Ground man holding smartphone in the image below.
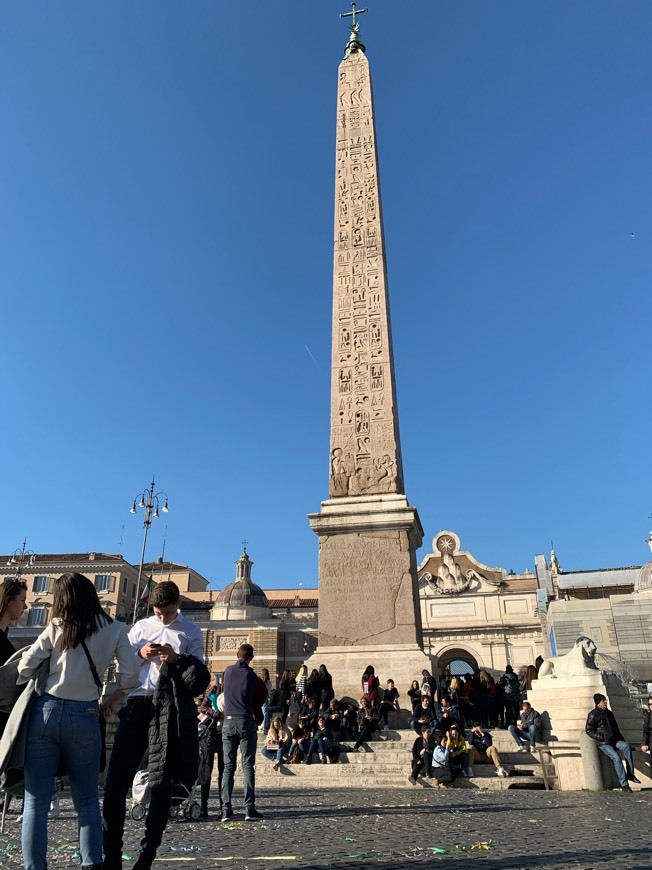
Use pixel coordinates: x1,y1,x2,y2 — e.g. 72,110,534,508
102,581,208,870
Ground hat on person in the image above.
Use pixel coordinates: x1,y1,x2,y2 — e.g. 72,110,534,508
593,693,606,705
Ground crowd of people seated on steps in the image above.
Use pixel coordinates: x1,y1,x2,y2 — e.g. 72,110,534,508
259,661,547,777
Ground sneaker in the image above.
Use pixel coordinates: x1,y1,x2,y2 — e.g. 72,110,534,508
383,725,389,731
408,775,417,786
497,767,508,777
245,808,264,821
517,747,528,753
272,761,281,771
49,797,61,818
460,769,469,778
220,808,233,823
199,805,209,818
621,785,633,793
627,772,641,784
466,767,474,778
133,860,152,870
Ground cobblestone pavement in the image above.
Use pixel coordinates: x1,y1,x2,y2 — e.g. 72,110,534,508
0,786,649,869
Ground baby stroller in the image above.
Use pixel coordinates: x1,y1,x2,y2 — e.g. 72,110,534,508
129,768,202,822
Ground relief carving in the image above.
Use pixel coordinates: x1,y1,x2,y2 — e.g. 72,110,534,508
218,635,248,651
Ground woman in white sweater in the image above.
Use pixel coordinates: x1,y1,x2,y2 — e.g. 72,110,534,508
18,572,140,870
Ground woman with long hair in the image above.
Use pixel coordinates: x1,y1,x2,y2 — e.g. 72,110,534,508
361,665,379,707
279,669,292,723
305,668,322,704
295,664,308,701
0,578,27,668
17,572,140,870
318,664,334,711
260,668,273,732
521,665,538,700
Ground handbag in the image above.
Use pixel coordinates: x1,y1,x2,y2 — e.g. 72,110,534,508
80,640,107,773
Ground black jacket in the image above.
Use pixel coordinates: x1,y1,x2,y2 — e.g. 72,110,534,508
148,653,210,791
411,734,435,762
585,706,624,747
642,709,652,745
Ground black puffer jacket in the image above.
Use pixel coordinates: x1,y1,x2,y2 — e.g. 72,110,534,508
585,706,623,747
148,653,210,790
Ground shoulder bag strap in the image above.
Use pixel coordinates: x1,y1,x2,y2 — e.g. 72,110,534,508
80,640,103,696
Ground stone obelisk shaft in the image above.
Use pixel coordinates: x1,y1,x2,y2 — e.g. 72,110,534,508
308,40,431,697
329,50,404,501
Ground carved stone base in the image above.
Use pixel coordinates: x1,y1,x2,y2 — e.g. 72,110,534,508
308,495,431,697
304,644,435,705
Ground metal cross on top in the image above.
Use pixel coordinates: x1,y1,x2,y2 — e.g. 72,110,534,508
340,2,368,29
241,538,248,553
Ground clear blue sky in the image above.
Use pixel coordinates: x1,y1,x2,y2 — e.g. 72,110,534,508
2,1,651,590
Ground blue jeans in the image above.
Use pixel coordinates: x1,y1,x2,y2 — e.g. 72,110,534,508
261,700,270,732
221,716,257,811
261,744,287,763
599,741,634,788
508,724,537,749
23,694,101,870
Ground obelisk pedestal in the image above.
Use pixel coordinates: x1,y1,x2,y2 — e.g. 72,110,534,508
307,21,433,700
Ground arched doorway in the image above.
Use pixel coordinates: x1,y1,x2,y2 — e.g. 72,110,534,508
438,648,479,678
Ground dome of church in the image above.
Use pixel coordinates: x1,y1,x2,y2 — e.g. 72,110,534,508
636,561,652,592
216,578,269,609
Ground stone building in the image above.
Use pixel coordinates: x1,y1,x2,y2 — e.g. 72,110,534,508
417,531,544,676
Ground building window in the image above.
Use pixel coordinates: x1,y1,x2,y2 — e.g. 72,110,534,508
95,574,112,593
27,608,47,627
288,636,298,653
33,575,49,594
132,583,136,599
122,577,128,595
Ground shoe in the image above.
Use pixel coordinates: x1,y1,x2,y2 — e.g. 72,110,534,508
621,785,633,793
220,808,233,823
199,805,208,818
497,767,508,777
102,862,122,870
321,754,328,765
408,775,416,786
133,860,152,870
304,755,312,765
383,725,389,731
245,807,264,821
352,747,360,753
49,797,61,818
466,767,474,777
517,747,528,753
627,772,641,784
460,770,469,778
272,761,280,771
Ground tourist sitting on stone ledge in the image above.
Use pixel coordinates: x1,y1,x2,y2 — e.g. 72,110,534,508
408,724,436,785
288,721,310,762
304,715,338,764
430,735,454,787
261,717,292,770
324,698,345,737
353,697,380,751
586,693,639,792
466,722,507,778
298,697,320,736
445,725,471,777
411,695,437,735
439,695,463,729
508,701,542,752
341,701,359,737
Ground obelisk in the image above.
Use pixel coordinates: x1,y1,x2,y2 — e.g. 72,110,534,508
308,6,433,699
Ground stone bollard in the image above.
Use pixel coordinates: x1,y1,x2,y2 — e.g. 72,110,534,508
579,730,604,790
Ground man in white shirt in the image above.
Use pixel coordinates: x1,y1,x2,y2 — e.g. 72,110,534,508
102,582,207,870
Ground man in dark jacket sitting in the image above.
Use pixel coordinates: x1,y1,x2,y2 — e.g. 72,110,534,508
408,724,436,785
586,693,639,792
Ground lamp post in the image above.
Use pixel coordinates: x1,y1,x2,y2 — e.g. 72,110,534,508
6,538,36,579
129,478,169,624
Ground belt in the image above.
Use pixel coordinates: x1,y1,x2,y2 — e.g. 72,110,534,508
225,715,252,720
129,696,154,704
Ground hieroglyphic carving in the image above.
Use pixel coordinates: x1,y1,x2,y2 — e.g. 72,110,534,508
329,50,404,499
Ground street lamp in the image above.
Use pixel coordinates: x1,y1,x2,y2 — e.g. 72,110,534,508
129,478,169,623
6,538,36,579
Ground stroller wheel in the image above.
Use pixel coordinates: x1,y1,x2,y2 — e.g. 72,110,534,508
130,803,146,821
188,802,201,821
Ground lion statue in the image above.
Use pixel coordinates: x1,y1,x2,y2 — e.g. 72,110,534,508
537,636,599,679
